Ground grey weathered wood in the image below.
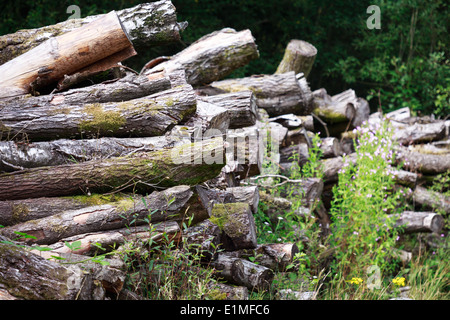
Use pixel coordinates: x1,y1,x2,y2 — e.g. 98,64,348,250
209,72,313,117
412,186,450,215
198,91,258,129
182,100,230,135
395,211,444,234
395,145,450,174
312,88,356,125
183,219,222,262
225,186,260,214
275,40,317,78
0,0,184,66
0,84,197,142
206,282,248,300
0,186,193,245
320,137,342,158
0,136,184,172
142,28,259,86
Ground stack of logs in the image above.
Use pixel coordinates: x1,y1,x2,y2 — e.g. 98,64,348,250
0,0,448,300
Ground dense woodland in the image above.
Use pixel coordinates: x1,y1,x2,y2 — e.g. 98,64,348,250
0,0,448,301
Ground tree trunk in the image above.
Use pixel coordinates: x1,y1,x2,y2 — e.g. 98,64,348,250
275,39,317,78
228,243,300,271
0,0,184,66
0,185,194,245
210,203,257,251
0,193,134,226
209,72,313,117
210,252,274,291
0,71,173,110
198,91,259,129
395,211,444,234
0,240,104,300
142,28,259,86
44,221,181,256
0,12,137,98
395,145,450,174
412,186,450,215
0,135,186,172
0,84,197,142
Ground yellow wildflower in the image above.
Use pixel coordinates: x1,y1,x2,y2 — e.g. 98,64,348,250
348,277,364,285
392,277,406,287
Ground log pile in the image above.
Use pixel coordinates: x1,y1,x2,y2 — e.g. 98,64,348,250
0,1,448,301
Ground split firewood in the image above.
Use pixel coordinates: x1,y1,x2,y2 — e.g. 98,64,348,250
43,221,181,256
0,193,133,226
0,238,117,300
210,202,257,251
0,11,137,98
227,243,300,271
142,28,259,86
279,143,309,165
0,0,184,66
195,186,236,217
209,72,313,117
312,88,356,125
0,185,194,245
394,211,444,234
275,40,317,78
183,219,222,262
210,252,274,291
395,145,450,174
411,186,450,215
225,186,260,214
282,127,314,147
198,91,259,129
182,100,230,135
0,84,197,142
319,137,342,158
205,282,249,300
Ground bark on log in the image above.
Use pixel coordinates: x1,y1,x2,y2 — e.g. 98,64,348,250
269,114,314,131
142,28,259,86
282,127,313,147
395,145,450,174
211,253,274,291
0,71,173,110
195,186,236,217
44,221,181,256
225,186,260,214
279,177,324,207
182,101,230,135
0,193,133,226
209,72,314,117
0,84,197,142
210,202,257,251
395,211,444,234
198,91,258,129
0,11,137,98
312,89,356,125
280,143,309,165
0,0,184,66
228,243,300,271
0,135,187,172
205,282,248,300
0,185,193,245
275,40,317,78
183,219,222,262
412,186,450,215
319,137,342,158
0,240,102,299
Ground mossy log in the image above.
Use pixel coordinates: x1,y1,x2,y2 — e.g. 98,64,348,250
0,135,187,172
43,221,181,256
225,186,260,214
210,252,274,291
0,193,134,226
0,186,193,245
275,39,317,78
0,0,184,66
412,186,450,215
208,71,313,117
198,91,259,129
0,12,137,98
395,145,450,174
183,219,222,262
394,211,444,234
195,186,236,217
210,202,257,251
0,84,197,142
312,89,355,125
142,28,259,86
0,239,116,300
205,282,249,300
